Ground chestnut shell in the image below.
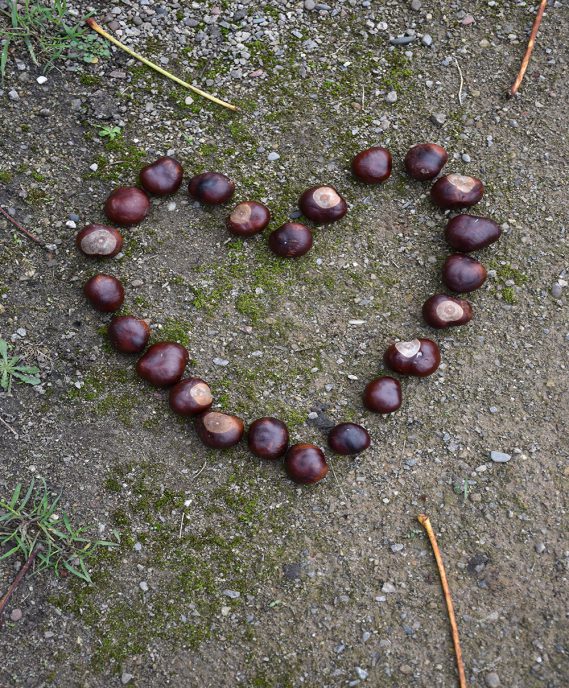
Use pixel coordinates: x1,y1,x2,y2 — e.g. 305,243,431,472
285,443,329,484
422,294,473,329
351,147,392,184
442,254,487,293
139,156,184,196
169,377,213,416
404,143,448,181
444,214,502,252
75,224,123,258
104,187,150,226
226,201,271,237
328,423,370,455
83,274,125,312
431,174,484,209
136,342,189,387
188,172,235,205
108,315,150,353
298,185,347,224
383,338,441,377
195,411,244,448
268,222,313,258
363,376,402,414
248,417,289,459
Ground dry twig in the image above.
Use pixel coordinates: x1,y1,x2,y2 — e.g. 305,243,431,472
0,545,42,628
418,513,467,688
454,57,464,106
0,205,45,248
509,0,548,97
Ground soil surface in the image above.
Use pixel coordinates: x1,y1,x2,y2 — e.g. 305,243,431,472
1,1,568,687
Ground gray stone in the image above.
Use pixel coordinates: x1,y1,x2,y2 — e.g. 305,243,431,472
304,0,316,7
411,0,422,10
422,34,433,46
534,542,546,554
551,283,562,298
121,673,134,685
391,543,404,553
382,581,396,593
430,112,446,127
267,151,280,161
282,562,302,580
8,90,19,101
355,667,368,680
386,91,398,103
485,672,500,688
223,589,240,599
490,451,511,463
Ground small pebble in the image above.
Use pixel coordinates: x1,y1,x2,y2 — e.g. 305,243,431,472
355,667,368,680
8,90,19,101
489,451,511,463
421,34,433,47
382,582,396,593
430,112,446,127
223,589,240,599
184,96,194,105
411,0,422,10
400,664,413,675
485,672,500,688
89,163,99,172
36,76,48,85
121,673,134,685
391,543,404,553
386,91,398,103
267,152,280,161
10,608,23,621
304,0,316,9
551,283,562,298
479,38,490,48
139,581,149,592
213,357,229,366
534,542,546,554
462,153,471,163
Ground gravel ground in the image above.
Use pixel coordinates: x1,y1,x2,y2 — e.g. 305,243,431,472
0,1,568,686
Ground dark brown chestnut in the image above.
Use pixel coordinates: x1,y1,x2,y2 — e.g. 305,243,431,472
226,201,271,237
139,156,184,196
136,342,189,387
442,254,487,293
431,174,484,209
404,143,448,180
285,443,329,484
422,294,473,329
108,315,150,353
384,338,441,377
268,222,313,258
444,214,502,253
169,377,213,416
248,417,289,459
188,172,235,205
328,423,370,455
363,376,402,414
75,224,123,258
195,411,244,448
83,274,125,312
298,185,347,224
104,187,150,226
351,147,392,184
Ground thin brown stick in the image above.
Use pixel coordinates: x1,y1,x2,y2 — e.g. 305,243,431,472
0,205,45,247
0,545,42,628
509,0,548,97
418,514,467,688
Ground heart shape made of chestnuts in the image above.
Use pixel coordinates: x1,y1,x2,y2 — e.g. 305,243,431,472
76,142,501,485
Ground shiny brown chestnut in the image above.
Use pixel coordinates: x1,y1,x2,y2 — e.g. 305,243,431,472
363,376,402,414
188,172,235,205
404,143,448,180
298,185,347,224
444,214,501,253
328,423,370,456
75,224,123,258
139,156,184,196
431,174,484,209
422,294,473,329
442,254,487,293
248,417,289,459
136,342,189,387
285,443,329,484
268,222,313,258
104,186,150,226
351,147,392,184
83,274,124,312
384,338,441,377
108,315,150,353
195,411,244,448
169,377,213,416
226,201,271,237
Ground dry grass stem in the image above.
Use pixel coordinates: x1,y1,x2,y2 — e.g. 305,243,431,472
509,0,548,97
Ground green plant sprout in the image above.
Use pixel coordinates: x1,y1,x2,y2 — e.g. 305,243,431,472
0,338,40,393
97,124,122,140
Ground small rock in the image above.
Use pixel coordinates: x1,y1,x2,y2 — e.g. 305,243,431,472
121,673,134,685
479,38,490,48
462,153,471,163
485,672,500,688
411,0,422,10
386,90,398,103
489,451,511,463
400,664,413,675
139,581,149,592
282,562,302,580
304,0,316,9
10,608,23,621
267,151,280,161
185,96,194,105
462,15,475,26
167,202,177,212
65,220,77,229
551,283,562,298
131,279,143,288
382,582,396,593
8,90,19,101
213,357,229,366
36,76,48,85
421,34,433,47
89,163,99,172
430,112,446,127
355,667,368,680
390,543,404,553
223,589,240,599
534,542,546,554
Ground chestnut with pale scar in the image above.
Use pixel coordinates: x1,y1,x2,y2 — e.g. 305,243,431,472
299,185,348,224
422,294,473,328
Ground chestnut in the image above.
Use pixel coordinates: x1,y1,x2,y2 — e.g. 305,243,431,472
195,411,244,448
351,147,392,184
248,417,289,459
108,315,150,353
328,423,370,456
404,143,448,180
268,222,313,258
444,214,501,253
104,186,150,226
284,443,329,484
139,156,184,196
136,342,188,387
431,174,484,209
442,254,487,293
75,224,123,258
384,338,441,377
422,294,473,329
363,376,402,414
226,201,271,237
83,274,124,312
188,172,235,205
298,185,347,224
169,377,213,417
